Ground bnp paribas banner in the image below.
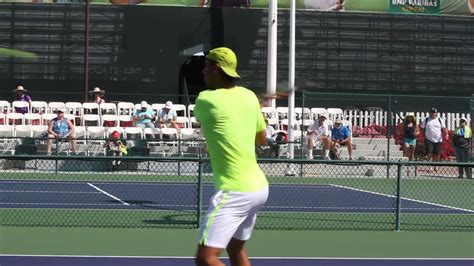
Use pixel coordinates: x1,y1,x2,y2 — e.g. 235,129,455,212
2,0,472,15
97,0,473,15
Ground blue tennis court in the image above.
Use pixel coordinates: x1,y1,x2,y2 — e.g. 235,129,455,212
0,180,470,215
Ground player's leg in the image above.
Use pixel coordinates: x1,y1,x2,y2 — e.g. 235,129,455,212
320,136,331,159
227,238,250,266
196,191,246,266
230,188,268,265
67,133,77,153
195,245,225,266
47,134,55,154
307,135,314,159
432,142,441,172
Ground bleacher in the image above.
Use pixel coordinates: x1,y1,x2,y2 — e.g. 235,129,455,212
0,100,203,157
0,100,470,160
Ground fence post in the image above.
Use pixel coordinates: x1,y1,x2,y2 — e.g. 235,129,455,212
395,161,402,231
386,95,392,179
196,158,203,228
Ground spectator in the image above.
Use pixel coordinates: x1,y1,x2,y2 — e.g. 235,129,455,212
401,112,419,161
157,101,180,131
89,87,105,104
13,85,32,114
421,108,448,172
452,118,472,179
306,114,331,160
107,130,128,166
330,118,352,160
47,108,76,155
264,118,279,157
134,101,155,129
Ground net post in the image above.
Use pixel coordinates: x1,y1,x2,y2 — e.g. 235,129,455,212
395,161,402,231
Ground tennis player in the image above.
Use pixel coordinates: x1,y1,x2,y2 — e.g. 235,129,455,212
194,47,269,266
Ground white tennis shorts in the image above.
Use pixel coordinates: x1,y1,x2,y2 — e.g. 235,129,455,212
198,187,269,249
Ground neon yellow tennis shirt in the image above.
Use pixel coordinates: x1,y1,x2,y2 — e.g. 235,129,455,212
194,86,268,192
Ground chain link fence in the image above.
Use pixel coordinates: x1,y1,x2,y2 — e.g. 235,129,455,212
0,155,472,231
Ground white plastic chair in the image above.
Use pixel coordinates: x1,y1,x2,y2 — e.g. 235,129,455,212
176,116,189,128
327,108,344,121
41,113,57,126
6,113,24,125
124,127,143,140
159,127,179,156
74,126,88,154
119,115,134,127
83,114,101,127
276,107,289,120
31,125,48,138
117,102,135,116
100,103,117,115
280,118,298,131
24,113,42,125
173,104,187,117
187,104,195,118
0,125,15,154
189,117,200,129
261,107,278,120
48,102,66,113
82,102,100,115
0,101,10,114
151,103,165,115
12,101,30,113
295,107,311,120
311,108,328,120
30,101,48,114
101,114,119,128
14,125,32,138
65,102,83,126
0,113,5,125
86,126,106,155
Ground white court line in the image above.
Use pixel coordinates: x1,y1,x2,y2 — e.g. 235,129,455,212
87,183,129,206
330,184,474,213
0,254,471,260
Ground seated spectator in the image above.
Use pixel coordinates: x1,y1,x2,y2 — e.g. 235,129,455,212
134,101,155,129
306,114,331,160
13,85,32,114
90,87,105,104
47,108,76,155
157,101,180,131
107,130,128,166
330,118,352,160
265,118,279,157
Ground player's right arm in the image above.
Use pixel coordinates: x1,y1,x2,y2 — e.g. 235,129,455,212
256,130,267,146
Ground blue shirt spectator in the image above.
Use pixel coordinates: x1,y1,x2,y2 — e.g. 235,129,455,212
134,101,155,129
331,124,351,141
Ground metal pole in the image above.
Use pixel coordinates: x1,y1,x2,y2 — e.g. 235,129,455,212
387,95,392,179
83,0,90,102
196,158,203,228
288,0,295,159
284,0,296,176
395,162,402,231
266,0,277,108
